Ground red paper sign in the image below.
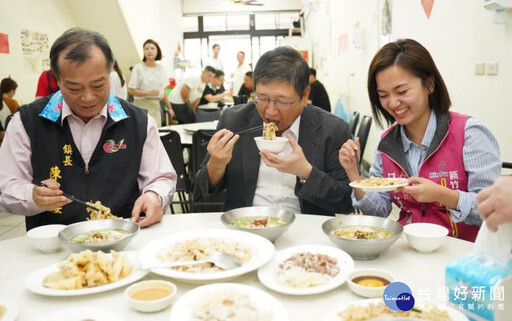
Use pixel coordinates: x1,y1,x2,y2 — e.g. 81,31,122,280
0,33,9,54
421,0,435,19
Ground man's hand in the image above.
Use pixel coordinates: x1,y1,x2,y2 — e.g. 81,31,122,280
477,176,512,231
131,191,163,228
147,89,159,97
32,179,71,211
260,135,312,180
207,129,239,169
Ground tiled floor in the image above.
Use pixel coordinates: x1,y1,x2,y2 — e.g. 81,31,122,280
0,211,26,241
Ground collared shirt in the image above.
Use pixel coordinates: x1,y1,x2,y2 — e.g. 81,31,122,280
253,116,302,213
0,97,176,215
352,110,501,225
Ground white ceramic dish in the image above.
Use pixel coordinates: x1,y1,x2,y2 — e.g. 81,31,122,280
182,122,217,133
258,244,355,296
26,224,66,253
138,229,274,284
125,280,177,313
254,136,288,153
35,306,124,321
404,223,449,253
323,298,469,321
349,178,408,192
0,297,19,321
347,268,394,298
25,251,148,296
169,283,289,321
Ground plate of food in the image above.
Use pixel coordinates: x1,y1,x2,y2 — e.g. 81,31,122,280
25,250,148,296
258,244,355,295
324,299,469,321
0,297,19,321
169,282,289,321
138,229,275,284
35,306,124,321
349,177,409,192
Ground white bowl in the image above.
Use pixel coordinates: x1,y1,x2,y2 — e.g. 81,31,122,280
124,280,177,313
26,224,66,253
254,136,288,153
347,268,394,298
403,223,448,253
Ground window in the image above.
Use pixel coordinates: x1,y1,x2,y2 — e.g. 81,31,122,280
182,16,199,32
226,14,250,30
203,15,226,32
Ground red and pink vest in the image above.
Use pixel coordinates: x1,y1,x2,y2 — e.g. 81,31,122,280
378,112,480,242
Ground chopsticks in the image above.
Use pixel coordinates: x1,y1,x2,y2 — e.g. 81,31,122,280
32,180,101,211
354,150,361,176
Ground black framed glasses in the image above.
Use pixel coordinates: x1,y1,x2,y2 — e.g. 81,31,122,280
254,95,298,111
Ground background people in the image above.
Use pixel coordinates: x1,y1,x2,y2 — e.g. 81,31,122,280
0,77,19,129
237,71,254,104
110,59,127,100
199,69,230,107
35,70,60,100
204,43,223,71
308,68,331,113
231,51,251,98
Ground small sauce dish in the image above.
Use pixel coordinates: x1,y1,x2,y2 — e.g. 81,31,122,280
347,268,394,298
124,280,177,312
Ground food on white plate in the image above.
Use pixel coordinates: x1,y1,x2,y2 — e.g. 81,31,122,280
337,301,453,321
331,226,394,240
229,216,287,229
263,122,278,140
69,228,131,244
0,304,5,318
157,238,251,273
86,201,120,220
353,176,407,187
43,249,133,290
277,252,339,288
193,289,273,321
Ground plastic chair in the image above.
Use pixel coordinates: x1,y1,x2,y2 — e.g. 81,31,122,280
355,115,372,163
160,130,191,214
348,111,360,138
195,109,221,122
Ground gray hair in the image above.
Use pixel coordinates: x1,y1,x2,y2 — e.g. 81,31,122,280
50,28,114,81
253,46,309,98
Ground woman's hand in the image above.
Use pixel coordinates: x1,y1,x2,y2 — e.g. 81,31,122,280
399,177,459,209
338,138,362,181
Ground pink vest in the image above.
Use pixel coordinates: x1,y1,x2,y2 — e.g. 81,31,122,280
379,112,479,242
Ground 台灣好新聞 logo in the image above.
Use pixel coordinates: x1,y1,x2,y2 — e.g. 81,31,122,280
383,282,415,311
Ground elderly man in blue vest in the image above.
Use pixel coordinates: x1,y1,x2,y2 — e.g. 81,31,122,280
0,28,176,230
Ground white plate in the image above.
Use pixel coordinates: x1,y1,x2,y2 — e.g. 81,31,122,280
139,229,274,284
182,122,217,133
349,178,408,192
258,244,355,296
25,251,148,296
36,306,124,321
169,283,289,321
0,297,19,321
324,298,469,321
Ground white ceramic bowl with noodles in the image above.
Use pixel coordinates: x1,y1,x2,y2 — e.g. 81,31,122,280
254,137,288,153
58,219,139,252
27,224,67,253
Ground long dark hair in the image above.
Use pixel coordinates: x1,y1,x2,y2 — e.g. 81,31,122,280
112,60,125,87
367,38,451,128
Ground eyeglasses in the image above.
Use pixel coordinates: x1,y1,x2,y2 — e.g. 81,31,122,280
254,95,297,111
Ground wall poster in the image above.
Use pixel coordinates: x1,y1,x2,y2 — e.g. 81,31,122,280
20,29,50,73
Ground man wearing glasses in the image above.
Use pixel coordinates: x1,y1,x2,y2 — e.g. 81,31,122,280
194,46,353,215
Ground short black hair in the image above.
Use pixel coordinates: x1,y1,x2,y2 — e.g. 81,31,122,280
253,46,309,98
309,68,317,77
212,43,220,50
0,77,17,95
142,39,163,61
245,71,253,78
214,69,225,78
204,65,217,74
50,28,114,82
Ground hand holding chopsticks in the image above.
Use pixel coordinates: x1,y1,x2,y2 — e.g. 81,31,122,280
32,179,100,211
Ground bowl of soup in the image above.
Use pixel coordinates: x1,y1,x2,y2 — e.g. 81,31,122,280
125,280,177,312
221,206,295,242
347,268,394,298
322,215,403,260
58,219,139,252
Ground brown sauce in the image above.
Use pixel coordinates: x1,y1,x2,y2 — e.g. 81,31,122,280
352,275,390,287
130,287,173,301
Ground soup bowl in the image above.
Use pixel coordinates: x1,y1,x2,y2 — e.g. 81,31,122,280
254,137,288,153
322,215,403,260
125,280,177,312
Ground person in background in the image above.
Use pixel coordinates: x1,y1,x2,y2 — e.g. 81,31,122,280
195,46,353,215
35,70,59,100
204,44,223,71
199,69,231,107
237,71,254,103
110,59,127,100
128,39,174,127
231,51,251,98
339,39,501,242
308,68,331,113
169,66,216,124
477,176,512,231
1,77,19,129
0,28,177,230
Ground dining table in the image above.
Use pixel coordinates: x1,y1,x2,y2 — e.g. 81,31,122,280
0,212,474,321
159,121,218,146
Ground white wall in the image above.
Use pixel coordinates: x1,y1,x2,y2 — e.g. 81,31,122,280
183,0,302,15
0,0,75,104
305,0,512,162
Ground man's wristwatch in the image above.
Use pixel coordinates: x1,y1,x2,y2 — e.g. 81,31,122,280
145,190,163,207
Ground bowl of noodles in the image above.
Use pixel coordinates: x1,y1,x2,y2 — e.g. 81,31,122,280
322,215,403,260
58,219,139,252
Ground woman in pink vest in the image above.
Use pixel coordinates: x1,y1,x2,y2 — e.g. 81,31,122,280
339,39,501,242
